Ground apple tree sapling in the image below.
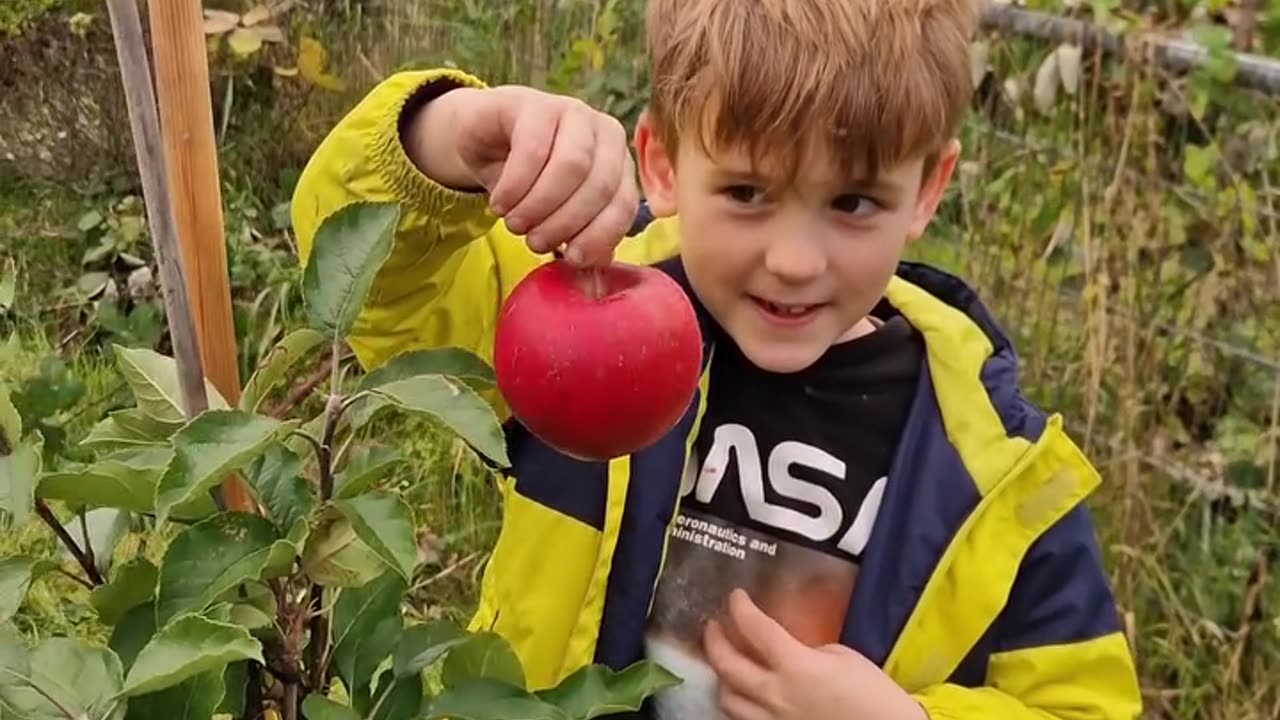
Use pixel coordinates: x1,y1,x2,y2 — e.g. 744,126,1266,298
0,201,679,720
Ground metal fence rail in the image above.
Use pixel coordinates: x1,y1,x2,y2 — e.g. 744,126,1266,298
979,2,1280,95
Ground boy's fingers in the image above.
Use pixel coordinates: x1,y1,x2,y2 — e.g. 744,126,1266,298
550,127,634,265
561,154,636,267
488,101,560,218
726,588,799,668
704,618,771,701
717,683,772,720
504,106,596,245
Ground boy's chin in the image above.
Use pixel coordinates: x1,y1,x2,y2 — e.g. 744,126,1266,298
730,333,830,374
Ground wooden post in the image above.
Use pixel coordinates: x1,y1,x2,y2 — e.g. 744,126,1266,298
147,0,255,511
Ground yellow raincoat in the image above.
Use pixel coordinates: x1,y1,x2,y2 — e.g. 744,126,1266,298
292,68,1143,720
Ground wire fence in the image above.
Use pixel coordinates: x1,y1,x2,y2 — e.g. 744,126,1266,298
921,24,1280,700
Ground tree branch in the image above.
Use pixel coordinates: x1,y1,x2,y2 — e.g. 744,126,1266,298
266,347,354,419
34,500,105,586
77,512,97,578
307,585,328,693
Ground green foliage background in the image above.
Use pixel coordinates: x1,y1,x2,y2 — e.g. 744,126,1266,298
1,1,1278,718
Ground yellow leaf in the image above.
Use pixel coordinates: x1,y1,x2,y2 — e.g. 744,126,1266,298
229,27,264,58
297,37,347,92
68,12,94,37
297,36,328,75
273,66,299,77
241,4,272,26
202,9,239,35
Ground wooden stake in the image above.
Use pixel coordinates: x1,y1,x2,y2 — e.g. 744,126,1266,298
103,1,210,424
136,0,255,511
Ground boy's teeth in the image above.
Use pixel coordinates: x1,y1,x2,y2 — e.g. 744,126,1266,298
766,301,810,315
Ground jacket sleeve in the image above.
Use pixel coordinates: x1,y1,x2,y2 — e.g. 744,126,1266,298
911,505,1143,720
291,68,684,399
291,67,525,378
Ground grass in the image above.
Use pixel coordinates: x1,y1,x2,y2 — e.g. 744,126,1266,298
2,1,1279,717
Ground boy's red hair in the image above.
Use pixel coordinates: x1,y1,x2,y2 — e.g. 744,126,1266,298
644,0,978,182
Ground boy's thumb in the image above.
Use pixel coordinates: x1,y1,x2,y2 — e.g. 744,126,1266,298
727,588,799,665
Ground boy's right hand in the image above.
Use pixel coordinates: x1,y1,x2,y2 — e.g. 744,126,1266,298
406,85,640,267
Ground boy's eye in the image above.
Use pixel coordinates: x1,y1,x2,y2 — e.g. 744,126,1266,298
724,185,766,204
832,193,877,215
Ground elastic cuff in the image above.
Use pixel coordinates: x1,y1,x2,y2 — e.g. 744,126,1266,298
367,68,494,226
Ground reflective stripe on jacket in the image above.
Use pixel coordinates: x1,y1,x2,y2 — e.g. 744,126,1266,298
291,68,1144,720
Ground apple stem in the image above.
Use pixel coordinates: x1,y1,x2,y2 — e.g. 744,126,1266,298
580,266,605,301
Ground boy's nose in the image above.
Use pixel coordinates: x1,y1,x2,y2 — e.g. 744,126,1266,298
763,234,827,283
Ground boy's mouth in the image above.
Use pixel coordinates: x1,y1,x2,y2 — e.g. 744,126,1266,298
749,296,824,321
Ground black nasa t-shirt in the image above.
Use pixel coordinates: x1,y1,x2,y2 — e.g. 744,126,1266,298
642,301,923,720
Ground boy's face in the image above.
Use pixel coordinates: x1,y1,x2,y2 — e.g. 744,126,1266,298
636,114,959,374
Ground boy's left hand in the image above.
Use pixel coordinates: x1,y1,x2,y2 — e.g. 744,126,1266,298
704,589,928,720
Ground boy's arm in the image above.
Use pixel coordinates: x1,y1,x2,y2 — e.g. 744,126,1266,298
291,69,675,385
910,506,1143,720
291,68,525,376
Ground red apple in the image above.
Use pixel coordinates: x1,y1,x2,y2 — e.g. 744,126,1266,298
493,259,704,462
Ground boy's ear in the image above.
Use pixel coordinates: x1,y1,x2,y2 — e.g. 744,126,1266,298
634,110,678,217
907,138,961,240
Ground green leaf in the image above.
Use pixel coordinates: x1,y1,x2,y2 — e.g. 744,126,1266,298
110,602,158,673
77,209,104,232
112,408,185,442
42,445,172,515
246,444,314,533
156,512,281,625
216,581,278,634
0,383,21,450
38,466,153,514
535,661,681,719
0,257,16,312
358,348,495,393
81,414,162,452
301,511,392,587
7,637,127,720
302,694,361,720
334,445,405,499
60,508,130,575
0,557,55,623
303,201,402,338
335,491,418,582
124,669,224,720
393,621,468,679
370,669,423,720
441,632,525,690
0,636,54,720
0,433,42,526
240,328,326,412
112,345,229,425
216,662,248,716
92,557,158,625
425,679,569,720
1183,143,1218,189
369,376,508,466
120,613,264,697
331,572,408,695
154,410,284,524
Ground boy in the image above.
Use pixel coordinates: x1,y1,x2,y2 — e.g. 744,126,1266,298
291,0,1144,718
